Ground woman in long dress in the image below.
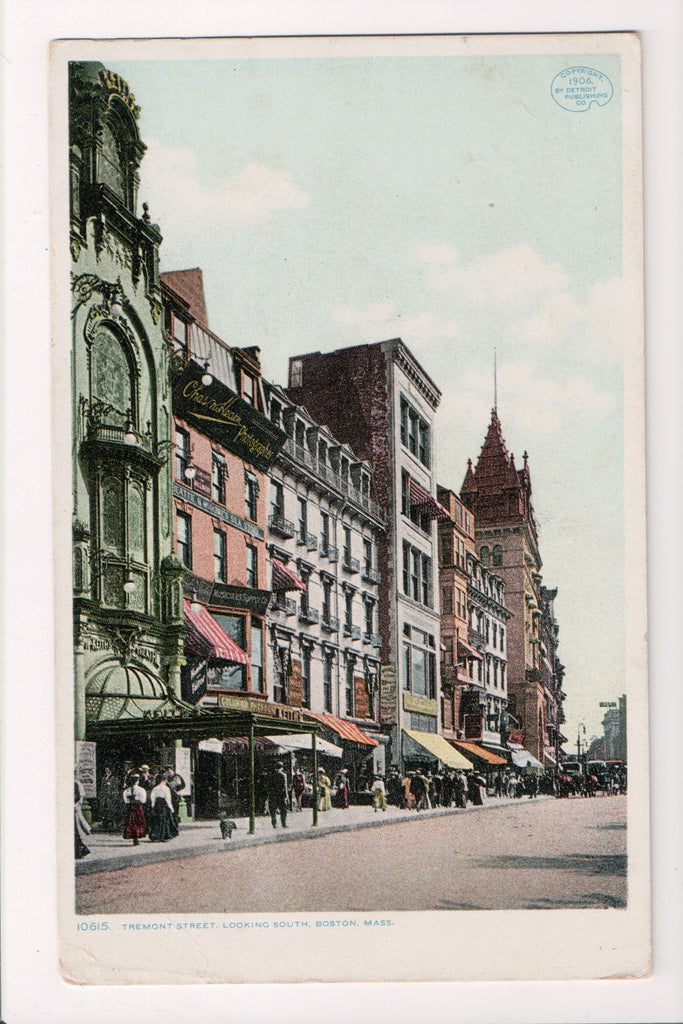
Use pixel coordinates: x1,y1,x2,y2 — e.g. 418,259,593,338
122,773,148,846
317,769,332,812
148,774,179,842
334,770,350,809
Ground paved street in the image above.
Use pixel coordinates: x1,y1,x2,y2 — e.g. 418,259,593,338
76,795,626,914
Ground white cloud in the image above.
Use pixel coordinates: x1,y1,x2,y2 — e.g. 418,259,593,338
414,242,570,309
140,139,309,225
447,362,616,437
516,277,625,364
335,300,459,349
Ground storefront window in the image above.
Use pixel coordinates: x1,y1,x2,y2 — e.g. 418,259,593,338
211,614,247,690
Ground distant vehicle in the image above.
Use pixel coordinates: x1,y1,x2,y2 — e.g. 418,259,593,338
562,761,583,778
587,760,609,786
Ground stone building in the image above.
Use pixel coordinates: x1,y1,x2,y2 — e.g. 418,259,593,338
287,340,456,772
264,381,385,782
460,408,565,765
70,63,187,788
436,486,479,740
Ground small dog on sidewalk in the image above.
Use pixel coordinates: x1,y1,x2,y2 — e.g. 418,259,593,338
219,813,238,839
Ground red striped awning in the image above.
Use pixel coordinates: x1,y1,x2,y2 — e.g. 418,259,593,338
304,712,378,747
272,558,306,592
451,740,508,766
458,637,483,661
409,478,451,520
184,599,250,665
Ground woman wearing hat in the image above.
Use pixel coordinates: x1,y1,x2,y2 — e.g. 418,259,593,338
122,773,148,846
317,768,332,812
148,773,179,843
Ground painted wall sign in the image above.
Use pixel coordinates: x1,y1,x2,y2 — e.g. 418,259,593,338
173,360,287,471
217,693,304,722
174,482,264,540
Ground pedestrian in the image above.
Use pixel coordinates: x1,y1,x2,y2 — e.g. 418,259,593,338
317,768,332,812
441,770,453,808
411,769,429,811
148,773,179,842
453,771,467,809
402,771,416,810
164,766,184,825
291,766,306,811
387,769,403,807
469,773,485,806
97,765,121,832
74,774,90,860
137,764,154,829
334,770,350,809
122,773,148,846
371,775,387,812
267,762,289,828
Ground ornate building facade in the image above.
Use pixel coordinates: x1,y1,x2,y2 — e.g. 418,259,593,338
70,63,186,771
460,409,565,765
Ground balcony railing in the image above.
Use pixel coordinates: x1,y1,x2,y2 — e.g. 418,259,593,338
363,631,382,647
271,595,296,615
296,531,317,551
321,614,339,633
268,514,296,539
324,545,339,562
468,628,486,649
281,437,384,521
342,555,360,574
298,606,320,625
361,566,381,584
344,623,361,640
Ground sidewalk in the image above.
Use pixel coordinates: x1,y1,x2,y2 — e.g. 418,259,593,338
76,794,553,875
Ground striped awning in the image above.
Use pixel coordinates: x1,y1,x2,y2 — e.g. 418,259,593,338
409,478,451,520
458,637,483,661
305,712,379,747
272,558,306,592
451,740,508,766
184,599,250,665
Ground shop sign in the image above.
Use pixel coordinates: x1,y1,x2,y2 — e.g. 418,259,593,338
173,360,287,472
75,740,97,798
210,583,272,615
403,693,438,717
380,664,397,725
174,482,264,540
508,730,526,745
217,693,303,722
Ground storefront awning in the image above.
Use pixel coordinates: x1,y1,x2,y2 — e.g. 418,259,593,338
266,733,343,758
272,558,306,592
457,637,483,661
403,729,473,769
507,743,544,770
184,599,250,665
544,751,557,767
409,478,451,521
451,741,508,766
305,712,379,747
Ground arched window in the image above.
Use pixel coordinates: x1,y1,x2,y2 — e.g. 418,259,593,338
492,544,503,566
480,546,490,566
91,325,135,427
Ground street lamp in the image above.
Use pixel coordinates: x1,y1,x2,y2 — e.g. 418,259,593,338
576,722,587,761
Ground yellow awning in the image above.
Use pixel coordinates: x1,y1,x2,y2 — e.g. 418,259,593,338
403,729,473,770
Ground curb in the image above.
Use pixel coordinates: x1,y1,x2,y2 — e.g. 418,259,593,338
75,797,553,876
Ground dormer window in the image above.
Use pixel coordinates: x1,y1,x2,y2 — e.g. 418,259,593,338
241,370,256,407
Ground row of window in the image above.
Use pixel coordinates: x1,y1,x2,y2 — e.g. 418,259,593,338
270,403,372,495
472,655,506,690
272,643,378,718
480,544,503,567
441,585,467,620
438,531,469,569
176,512,259,587
402,541,434,608
471,611,506,651
272,481,378,569
176,428,259,521
400,395,431,468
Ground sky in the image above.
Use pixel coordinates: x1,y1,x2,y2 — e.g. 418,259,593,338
109,49,626,749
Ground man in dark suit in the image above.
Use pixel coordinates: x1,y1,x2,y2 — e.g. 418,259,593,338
267,762,289,828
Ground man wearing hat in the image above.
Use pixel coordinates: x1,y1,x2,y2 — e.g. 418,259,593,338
267,761,289,829
138,765,154,828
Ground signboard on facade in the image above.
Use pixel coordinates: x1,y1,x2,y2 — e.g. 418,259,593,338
75,740,97,798
210,583,272,615
175,747,192,793
599,701,617,708
217,693,304,723
173,360,287,472
380,664,397,725
403,693,438,717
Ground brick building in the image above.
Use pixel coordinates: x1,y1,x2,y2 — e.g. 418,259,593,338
162,269,288,816
264,380,385,782
286,340,453,772
460,408,565,765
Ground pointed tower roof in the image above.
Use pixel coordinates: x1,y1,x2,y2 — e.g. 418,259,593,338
470,409,520,497
460,458,477,499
